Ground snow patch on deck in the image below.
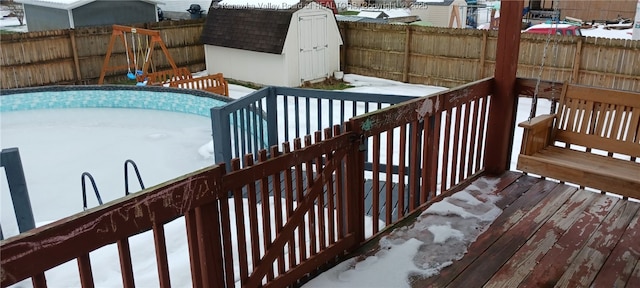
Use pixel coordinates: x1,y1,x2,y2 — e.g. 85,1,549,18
304,177,502,288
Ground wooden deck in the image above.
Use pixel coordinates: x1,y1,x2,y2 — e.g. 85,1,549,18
399,171,640,287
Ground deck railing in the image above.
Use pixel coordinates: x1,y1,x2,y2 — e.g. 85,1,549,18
350,77,494,232
1,78,500,287
211,87,415,169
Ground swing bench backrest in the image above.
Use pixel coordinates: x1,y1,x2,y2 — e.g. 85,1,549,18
553,83,640,157
142,67,193,86
169,73,229,97
517,82,640,199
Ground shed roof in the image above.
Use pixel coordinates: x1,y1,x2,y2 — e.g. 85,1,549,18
201,6,298,54
15,0,162,10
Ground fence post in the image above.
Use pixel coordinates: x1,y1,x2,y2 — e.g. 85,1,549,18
0,148,36,234
69,29,83,84
339,23,348,73
571,38,583,83
478,30,488,80
266,87,279,149
402,26,412,83
211,106,232,170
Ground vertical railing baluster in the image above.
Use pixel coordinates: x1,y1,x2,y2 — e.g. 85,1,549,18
371,133,380,234
303,135,317,256
77,254,94,288
116,239,135,288
468,100,480,177
397,124,407,219
152,224,171,288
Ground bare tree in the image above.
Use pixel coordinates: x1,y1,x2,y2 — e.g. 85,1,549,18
4,0,25,26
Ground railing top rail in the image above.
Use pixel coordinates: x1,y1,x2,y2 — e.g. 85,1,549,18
222,131,356,192
274,87,418,104
351,77,495,136
0,165,224,287
515,78,563,99
210,87,272,112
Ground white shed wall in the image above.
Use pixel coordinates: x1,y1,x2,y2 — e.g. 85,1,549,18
283,2,343,86
203,2,342,87
204,45,287,86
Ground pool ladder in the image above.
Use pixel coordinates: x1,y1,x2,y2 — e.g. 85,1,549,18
81,159,145,210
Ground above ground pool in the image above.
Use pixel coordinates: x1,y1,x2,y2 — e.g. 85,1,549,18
1,86,231,238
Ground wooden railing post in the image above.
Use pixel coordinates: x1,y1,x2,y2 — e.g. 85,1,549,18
344,122,365,245
484,0,524,175
266,87,279,148
210,106,232,168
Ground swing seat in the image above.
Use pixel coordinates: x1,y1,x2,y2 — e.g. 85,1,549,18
127,72,136,80
517,83,640,199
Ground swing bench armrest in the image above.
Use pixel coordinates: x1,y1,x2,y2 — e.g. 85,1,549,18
518,114,556,156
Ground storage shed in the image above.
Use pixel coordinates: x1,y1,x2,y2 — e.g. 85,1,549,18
16,0,162,32
411,0,467,28
200,1,343,87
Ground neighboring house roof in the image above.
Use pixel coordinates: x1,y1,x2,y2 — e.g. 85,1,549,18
357,10,389,19
335,15,390,24
15,0,163,10
412,0,455,7
201,7,295,54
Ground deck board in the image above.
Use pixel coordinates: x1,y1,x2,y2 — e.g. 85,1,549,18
517,193,620,287
552,200,640,287
418,173,547,287
486,190,599,287
444,182,579,287
351,171,640,288
590,205,640,287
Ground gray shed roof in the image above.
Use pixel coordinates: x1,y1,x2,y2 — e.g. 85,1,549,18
201,7,296,54
16,0,163,10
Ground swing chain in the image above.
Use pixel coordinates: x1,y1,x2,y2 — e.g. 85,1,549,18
530,1,561,121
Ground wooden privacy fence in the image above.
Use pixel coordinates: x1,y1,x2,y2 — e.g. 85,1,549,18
0,77,497,287
0,19,206,89
3,20,639,92
339,22,640,91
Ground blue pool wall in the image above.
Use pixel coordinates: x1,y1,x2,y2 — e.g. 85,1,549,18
0,85,231,117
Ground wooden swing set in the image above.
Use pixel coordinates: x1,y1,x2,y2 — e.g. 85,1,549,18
98,24,229,96
98,25,182,85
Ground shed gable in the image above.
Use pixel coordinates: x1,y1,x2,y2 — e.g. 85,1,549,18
201,8,294,54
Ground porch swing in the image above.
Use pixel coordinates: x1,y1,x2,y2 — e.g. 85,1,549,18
516,7,640,199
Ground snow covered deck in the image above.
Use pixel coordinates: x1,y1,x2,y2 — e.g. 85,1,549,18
355,171,640,287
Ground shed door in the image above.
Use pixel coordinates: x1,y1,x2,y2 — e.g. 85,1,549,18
299,14,328,83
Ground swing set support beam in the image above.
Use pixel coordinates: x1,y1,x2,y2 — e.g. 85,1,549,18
98,25,179,84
